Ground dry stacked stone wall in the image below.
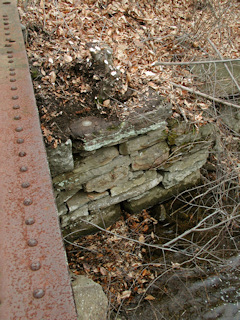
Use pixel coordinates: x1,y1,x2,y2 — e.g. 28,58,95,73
47,98,215,239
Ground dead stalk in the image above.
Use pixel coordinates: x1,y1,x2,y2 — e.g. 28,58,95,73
170,82,240,109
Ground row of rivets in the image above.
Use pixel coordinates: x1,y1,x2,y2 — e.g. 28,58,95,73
3,11,45,299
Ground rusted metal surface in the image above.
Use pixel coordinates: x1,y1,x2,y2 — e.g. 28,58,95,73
0,1,78,319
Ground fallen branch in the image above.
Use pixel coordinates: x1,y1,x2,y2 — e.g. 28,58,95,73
171,82,240,109
152,58,240,66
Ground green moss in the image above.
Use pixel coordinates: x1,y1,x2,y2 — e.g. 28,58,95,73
30,67,40,80
167,130,179,146
107,125,120,131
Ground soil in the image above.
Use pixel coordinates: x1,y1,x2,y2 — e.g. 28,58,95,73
35,59,119,145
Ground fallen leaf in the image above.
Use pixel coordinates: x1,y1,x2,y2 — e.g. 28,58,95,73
145,295,155,301
64,54,73,63
103,99,111,108
121,290,131,300
49,71,56,84
100,267,108,276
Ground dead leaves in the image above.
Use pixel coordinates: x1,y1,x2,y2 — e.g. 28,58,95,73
18,0,240,146
66,210,160,307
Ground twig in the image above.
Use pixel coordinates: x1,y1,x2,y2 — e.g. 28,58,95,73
64,238,99,253
162,210,219,248
171,82,240,109
207,38,240,93
163,210,240,248
152,58,240,67
43,0,46,30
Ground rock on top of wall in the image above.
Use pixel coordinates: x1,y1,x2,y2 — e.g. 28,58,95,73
70,89,172,151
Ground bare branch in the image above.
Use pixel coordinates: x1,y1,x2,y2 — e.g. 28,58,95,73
171,82,240,109
152,58,240,67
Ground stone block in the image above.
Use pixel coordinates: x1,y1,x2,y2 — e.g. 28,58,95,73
110,170,155,196
56,189,79,207
123,170,201,213
88,172,163,211
131,141,169,171
220,105,240,133
57,203,68,217
168,121,215,146
85,166,129,193
162,148,208,189
61,205,89,228
67,191,109,212
53,155,131,191
191,60,240,98
119,128,168,155
74,146,119,174
72,275,108,320
46,139,74,177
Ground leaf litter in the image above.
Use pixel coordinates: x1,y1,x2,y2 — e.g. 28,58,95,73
18,0,240,147
66,210,163,308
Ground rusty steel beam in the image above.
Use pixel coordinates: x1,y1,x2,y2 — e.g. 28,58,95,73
0,1,78,319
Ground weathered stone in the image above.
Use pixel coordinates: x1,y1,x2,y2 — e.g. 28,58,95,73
56,189,79,207
111,171,153,196
85,166,129,193
70,90,171,151
67,191,109,212
46,139,74,177
70,117,169,152
123,170,201,213
88,172,163,211
131,141,169,171
72,275,108,320
57,203,68,217
162,148,208,189
62,204,122,238
168,121,215,146
119,128,168,155
61,205,89,228
86,42,124,101
74,146,119,173
53,155,130,191
50,108,215,237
